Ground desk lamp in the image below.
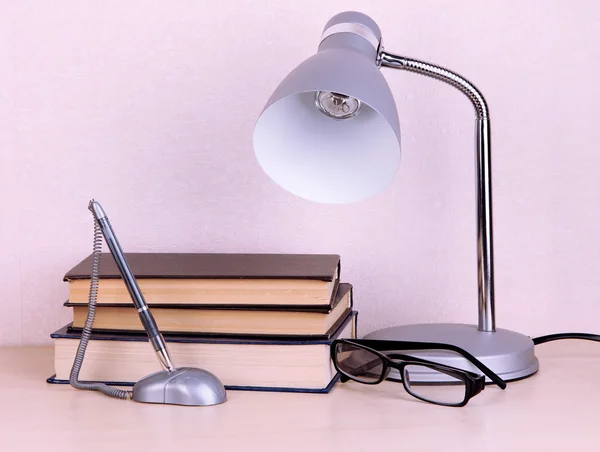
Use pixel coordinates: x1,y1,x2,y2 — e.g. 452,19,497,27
252,11,539,381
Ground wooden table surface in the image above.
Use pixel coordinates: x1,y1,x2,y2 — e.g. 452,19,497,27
1,340,599,451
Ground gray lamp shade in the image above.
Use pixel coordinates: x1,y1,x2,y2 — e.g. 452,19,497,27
253,14,401,204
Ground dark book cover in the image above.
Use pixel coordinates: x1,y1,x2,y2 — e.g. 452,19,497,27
46,311,358,393
46,373,342,394
64,252,341,281
64,282,352,314
54,309,356,344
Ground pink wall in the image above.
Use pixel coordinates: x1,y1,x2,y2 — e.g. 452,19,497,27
1,1,599,345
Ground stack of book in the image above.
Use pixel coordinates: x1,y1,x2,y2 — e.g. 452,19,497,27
47,253,357,393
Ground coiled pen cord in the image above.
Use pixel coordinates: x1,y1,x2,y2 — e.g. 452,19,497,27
69,219,132,400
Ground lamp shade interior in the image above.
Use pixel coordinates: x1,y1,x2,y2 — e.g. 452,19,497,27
254,91,400,203
252,22,402,204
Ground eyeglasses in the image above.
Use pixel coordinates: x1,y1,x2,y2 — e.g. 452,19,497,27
331,339,507,407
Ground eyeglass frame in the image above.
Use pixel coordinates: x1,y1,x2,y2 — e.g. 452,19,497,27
332,338,507,389
331,339,487,407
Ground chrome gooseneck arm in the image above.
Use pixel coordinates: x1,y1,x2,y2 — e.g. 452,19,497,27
380,50,495,333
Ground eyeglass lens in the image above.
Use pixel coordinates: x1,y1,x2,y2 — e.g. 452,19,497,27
335,342,385,383
335,342,470,406
403,364,467,405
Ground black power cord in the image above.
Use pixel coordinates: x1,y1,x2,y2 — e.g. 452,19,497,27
532,333,600,345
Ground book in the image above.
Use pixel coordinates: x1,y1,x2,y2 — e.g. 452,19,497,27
67,283,353,337
47,311,357,393
64,253,340,308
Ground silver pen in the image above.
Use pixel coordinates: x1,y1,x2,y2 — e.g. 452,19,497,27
88,200,174,372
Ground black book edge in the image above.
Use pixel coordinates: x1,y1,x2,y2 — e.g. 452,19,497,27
63,281,348,313
63,253,341,282
46,373,341,394
52,310,357,345
64,302,333,313
65,307,353,341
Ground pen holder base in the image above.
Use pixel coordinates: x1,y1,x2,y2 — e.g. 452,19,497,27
132,367,227,406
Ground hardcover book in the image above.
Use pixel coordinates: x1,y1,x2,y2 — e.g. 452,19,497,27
64,252,341,308
67,283,353,337
47,311,358,393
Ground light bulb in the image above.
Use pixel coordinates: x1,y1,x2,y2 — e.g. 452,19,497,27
315,91,362,119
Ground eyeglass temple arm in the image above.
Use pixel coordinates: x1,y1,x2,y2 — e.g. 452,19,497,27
380,50,495,334
339,354,478,384
349,339,506,389
386,353,482,378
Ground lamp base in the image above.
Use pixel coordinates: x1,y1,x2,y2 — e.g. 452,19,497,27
363,323,539,383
